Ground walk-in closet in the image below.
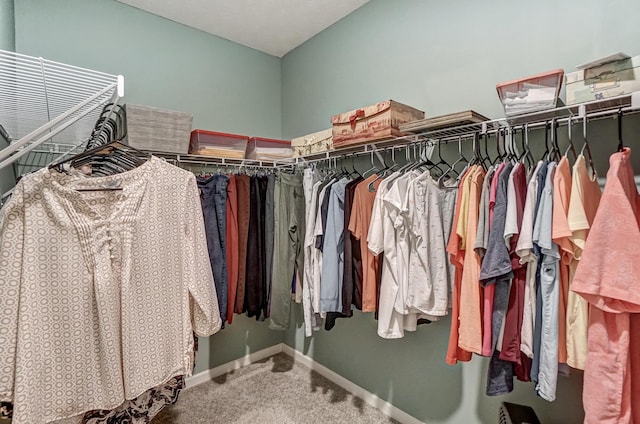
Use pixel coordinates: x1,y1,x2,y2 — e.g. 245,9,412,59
2,1,640,423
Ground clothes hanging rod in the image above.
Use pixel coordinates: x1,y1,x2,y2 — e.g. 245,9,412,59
151,152,292,169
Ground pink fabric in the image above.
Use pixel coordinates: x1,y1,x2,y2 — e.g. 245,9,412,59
446,167,474,365
552,157,573,364
458,168,486,354
572,148,640,423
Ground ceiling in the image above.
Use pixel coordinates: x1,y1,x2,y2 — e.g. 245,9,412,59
117,0,370,57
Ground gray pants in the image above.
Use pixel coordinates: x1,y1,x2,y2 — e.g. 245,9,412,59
264,173,276,318
268,172,305,330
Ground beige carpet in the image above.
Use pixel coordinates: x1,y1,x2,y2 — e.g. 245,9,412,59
153,353,399,424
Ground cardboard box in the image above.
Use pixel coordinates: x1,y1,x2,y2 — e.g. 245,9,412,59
291,128,333,156
331,100,424,148
566,55,640,105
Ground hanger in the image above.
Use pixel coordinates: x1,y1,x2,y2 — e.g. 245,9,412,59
367,149,393,192
468,132,481,167
505,127,518,163
617,109,624,152
438,136,468,189
489,130,503,167
362,150,380,178
563,117,578,161
348,153,361,178
411,140,439,174
48,140,150,187
580,116,597,178
480,132,492,170
387,147,400,173
549,119,561,162
397,142,419,173
542,121,551,161
518,123,534,171
429,139,451,178
86,104,127,150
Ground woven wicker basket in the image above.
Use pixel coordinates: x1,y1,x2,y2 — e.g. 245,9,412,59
125,104,193,154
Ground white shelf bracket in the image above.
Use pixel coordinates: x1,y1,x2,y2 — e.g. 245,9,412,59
631,91,640,110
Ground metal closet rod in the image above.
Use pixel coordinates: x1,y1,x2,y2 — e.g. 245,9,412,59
161,154,286,170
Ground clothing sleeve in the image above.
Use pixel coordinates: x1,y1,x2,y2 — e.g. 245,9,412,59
404,181,420,237
0,181,24,403
367,188,385,256
474,181,488,254
183,176,222,337
516,174,538,260
348,187,361,239
385,177,406,230
503,171,518,246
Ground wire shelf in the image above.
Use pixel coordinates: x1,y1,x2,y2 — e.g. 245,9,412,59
0,49,123,174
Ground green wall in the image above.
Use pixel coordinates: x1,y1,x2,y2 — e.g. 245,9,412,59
281,0,640,423
0,0,16,201
13,0,283,374
282,0,640,139
14,0,281,137
9,0,640,422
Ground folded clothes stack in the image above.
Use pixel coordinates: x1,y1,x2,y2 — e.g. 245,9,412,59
502,84,557,113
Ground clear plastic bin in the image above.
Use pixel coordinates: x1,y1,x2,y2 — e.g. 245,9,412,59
246,137,292,160
496,69,564,116
189,130,248,159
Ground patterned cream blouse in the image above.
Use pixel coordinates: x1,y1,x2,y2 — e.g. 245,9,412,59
0,157,221,424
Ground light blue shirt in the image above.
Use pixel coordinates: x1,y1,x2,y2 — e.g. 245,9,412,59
320,177,351,313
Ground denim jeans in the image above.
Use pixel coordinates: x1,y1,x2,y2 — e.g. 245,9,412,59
197,174,229,325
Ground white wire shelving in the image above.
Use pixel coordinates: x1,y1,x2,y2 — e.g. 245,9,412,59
0,49,124,176
291,92,640,167
142,92,640,175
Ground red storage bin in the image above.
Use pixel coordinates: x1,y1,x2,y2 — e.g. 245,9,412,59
189,130,248,159
246,137,292,160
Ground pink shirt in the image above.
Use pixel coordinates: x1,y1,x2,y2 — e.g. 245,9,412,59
572,148,640,423
552,157,572,365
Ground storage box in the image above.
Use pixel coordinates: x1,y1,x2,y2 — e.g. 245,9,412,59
189,130,248,159
496,69,564,116
246,137,292,160
566,55,640,105
331,100,424,148
125,104,193,154
291,128,333,157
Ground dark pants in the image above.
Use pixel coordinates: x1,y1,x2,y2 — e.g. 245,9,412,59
245,176,269,319
197,174,229,325
225,175,239,324
234,174,251,314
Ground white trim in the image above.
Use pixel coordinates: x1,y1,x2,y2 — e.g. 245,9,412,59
185,344,283,389
281,344,424,424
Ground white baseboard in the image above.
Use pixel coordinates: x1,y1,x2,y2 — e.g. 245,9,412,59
185,342,423,424
185,344,283,388
281,344,424,424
